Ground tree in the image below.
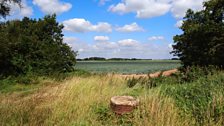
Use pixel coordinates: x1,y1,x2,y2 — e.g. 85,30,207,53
0,15,77,77
172,0,224,68
0,0,21,18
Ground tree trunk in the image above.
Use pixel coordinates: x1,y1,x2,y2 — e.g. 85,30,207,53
110,96,139,115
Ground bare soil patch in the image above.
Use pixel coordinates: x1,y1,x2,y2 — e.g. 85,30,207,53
119,69,178,78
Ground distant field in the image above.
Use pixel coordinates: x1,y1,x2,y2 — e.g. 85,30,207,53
75,60,181,74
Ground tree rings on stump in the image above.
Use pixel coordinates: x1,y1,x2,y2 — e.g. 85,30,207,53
110,96,139,115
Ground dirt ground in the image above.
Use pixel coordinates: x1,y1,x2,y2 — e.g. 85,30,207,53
119,69,178,78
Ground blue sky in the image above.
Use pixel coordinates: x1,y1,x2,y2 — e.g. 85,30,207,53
6,0,205,59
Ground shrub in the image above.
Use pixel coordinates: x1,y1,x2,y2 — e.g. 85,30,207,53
177,66,219,83
0,15,76,78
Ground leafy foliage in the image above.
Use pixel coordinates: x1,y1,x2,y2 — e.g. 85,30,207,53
0,15,77,78
172,0,224,67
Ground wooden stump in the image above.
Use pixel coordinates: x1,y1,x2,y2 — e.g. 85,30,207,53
110,96,139,115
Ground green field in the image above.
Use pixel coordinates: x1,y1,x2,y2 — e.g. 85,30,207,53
75,60,181,74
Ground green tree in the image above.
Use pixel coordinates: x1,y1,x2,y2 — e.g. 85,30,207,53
0,15,77,77
172,0,224,67
0,0,21,18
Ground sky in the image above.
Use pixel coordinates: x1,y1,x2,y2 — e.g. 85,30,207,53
5,0,206,59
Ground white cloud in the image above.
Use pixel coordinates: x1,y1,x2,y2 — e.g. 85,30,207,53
64,37,91,53
94,36,110,41
148,36,165,41
118,39,139,47
8,0,33,18
171,0,205,19
136,1,171,18
63,36,78,47
64,36,173,59
116,22,144,32
169,43,173,49
63,18,112,33
175,20,183,27
64,36,78,43
19,0,33,17
108,0,205,19
92,22,112,32
99,0,110,5
108,0,171,18
33,0,72,14
109,3,127,14
95,41,119,49
78,48,84,52
63,18,92,33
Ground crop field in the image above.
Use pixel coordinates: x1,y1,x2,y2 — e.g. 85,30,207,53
75,60,181,74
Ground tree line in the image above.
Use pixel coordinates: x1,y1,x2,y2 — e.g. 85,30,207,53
77,57,155,61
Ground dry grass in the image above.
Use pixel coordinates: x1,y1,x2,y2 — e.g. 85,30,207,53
0,75,199,126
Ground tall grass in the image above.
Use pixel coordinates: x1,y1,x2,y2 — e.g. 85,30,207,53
0,70,224,125
161,70,224,125
0,74,191,126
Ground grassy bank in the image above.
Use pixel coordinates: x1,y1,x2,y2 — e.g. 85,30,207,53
0,70,224,125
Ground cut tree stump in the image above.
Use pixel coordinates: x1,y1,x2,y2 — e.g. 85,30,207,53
110,96,139,115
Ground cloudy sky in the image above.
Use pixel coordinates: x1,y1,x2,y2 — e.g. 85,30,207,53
6,0,206,59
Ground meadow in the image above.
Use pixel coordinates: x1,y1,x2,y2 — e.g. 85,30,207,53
0,67,224,126
75,60,181,74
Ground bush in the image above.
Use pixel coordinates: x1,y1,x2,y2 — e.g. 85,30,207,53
0,15,76,78
177,66,219,83
0,75,40,93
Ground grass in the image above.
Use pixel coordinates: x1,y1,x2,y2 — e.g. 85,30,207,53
0,76,41,94
161,71,224,125
0,68,224,125
0,69,91,94
0,75,190,126
75,60,181,74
